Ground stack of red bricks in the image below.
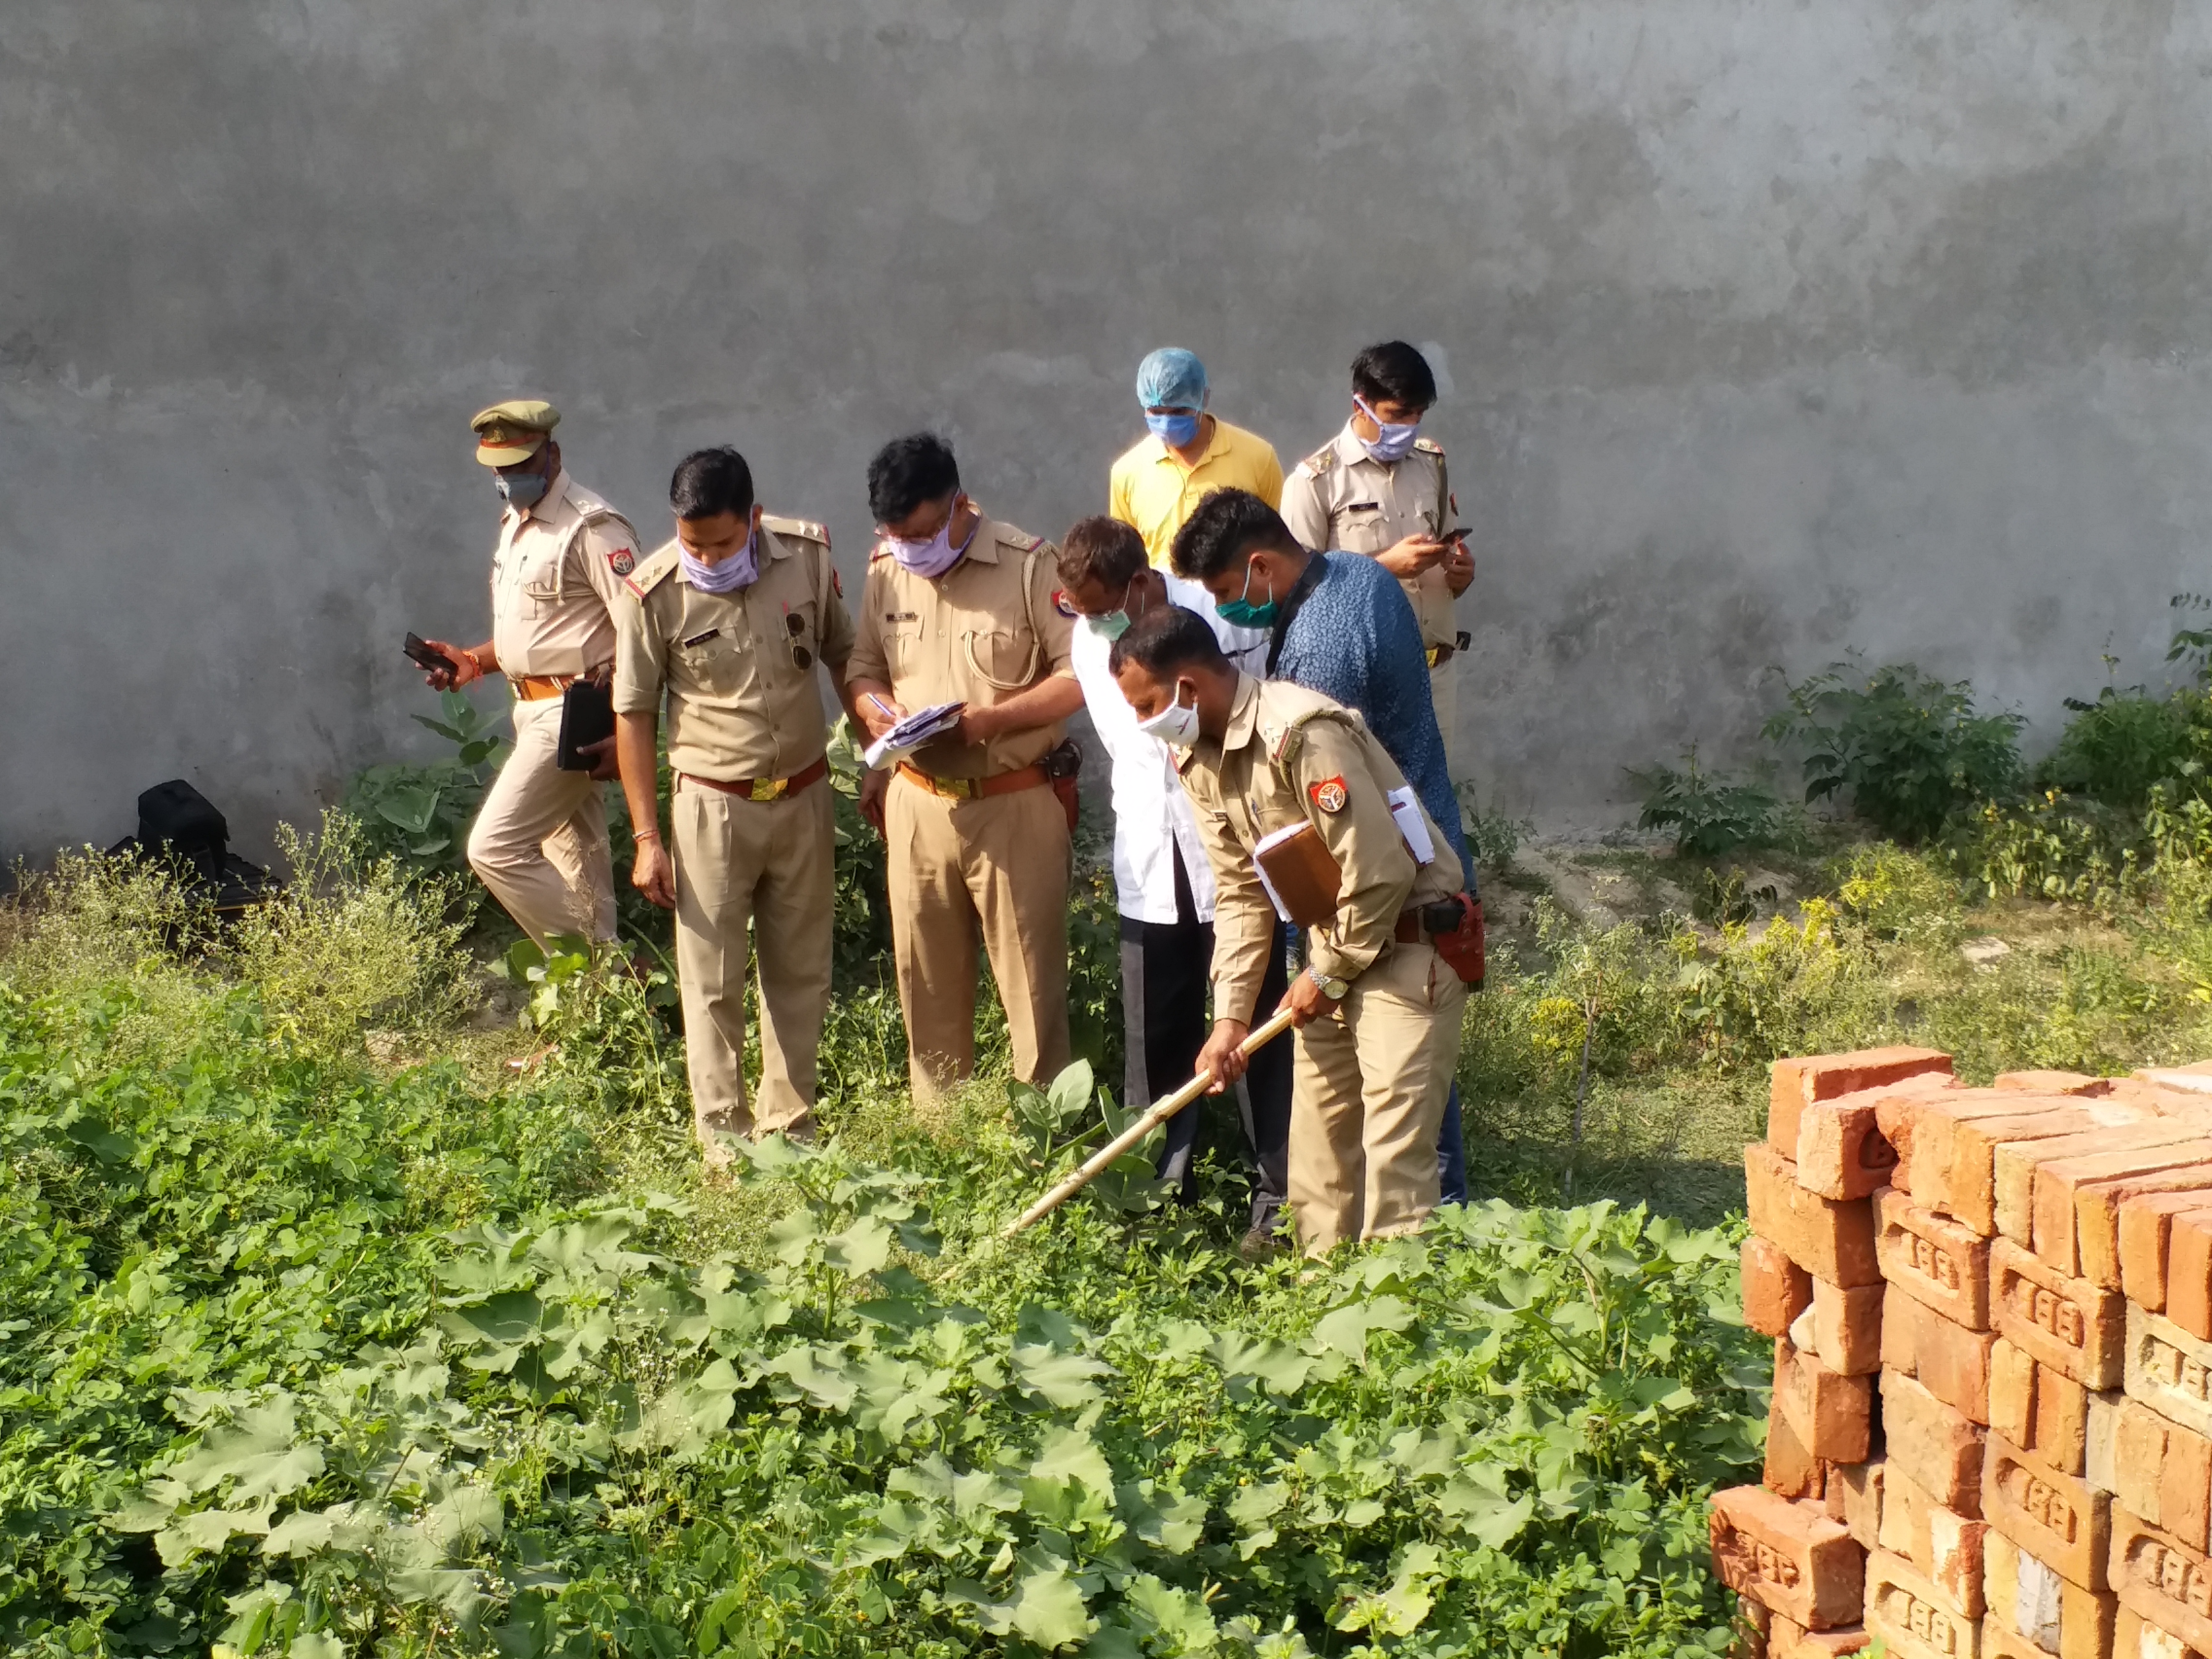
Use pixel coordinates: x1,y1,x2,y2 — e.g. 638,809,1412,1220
1708,1044,2212,1659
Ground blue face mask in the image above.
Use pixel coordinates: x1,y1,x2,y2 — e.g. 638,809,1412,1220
1355,397,1420,464
1215,560,1278,630
495,467,549,508
1146,409,1202,449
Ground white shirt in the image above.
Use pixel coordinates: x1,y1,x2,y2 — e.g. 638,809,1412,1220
1070,575,1269,922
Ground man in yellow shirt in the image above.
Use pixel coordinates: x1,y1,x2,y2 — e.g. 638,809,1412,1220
1108,348,1284,569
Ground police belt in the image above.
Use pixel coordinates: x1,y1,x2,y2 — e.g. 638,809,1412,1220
513,674,576,702
1396,894,1474,943
895,760,1049,802
680,756,829,803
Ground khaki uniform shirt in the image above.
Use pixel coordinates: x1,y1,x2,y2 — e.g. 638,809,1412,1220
1279,429,1457,651
845,516,1077,780
1178,675,1461,1021
489,471,642,678
611,517,855,784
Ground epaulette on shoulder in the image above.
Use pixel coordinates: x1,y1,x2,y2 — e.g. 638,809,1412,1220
762,512,830,549
622,545,680,600
1412,435,1444,457
869,538,895,563
1259,685,1350,760
1299,443,1337,475
994,522,1045,552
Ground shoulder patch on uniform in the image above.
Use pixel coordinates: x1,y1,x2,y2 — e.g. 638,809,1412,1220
831,566,843,598
623,545,680,599
1051,588,1079,619
761,513,830,550
1300,443,1336,475
1309,776,1349,815
1413,435,1445,456
606,545,636,577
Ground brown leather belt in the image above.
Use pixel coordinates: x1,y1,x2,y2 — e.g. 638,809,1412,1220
681,756,829,803
896,760,1048,801
514,674,573,702
1396,893,1472,943
1425,644,1455,668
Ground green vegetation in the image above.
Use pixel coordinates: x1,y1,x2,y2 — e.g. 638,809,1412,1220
1626,750,1797,860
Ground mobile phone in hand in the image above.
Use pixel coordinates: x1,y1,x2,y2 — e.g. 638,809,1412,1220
404,633,457,675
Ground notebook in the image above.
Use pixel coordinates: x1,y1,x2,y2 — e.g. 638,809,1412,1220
1252,821,1345,926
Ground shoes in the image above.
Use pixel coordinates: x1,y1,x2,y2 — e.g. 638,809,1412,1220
1237,1226,1281,1262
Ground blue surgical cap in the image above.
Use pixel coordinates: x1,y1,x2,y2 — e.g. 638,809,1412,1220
1135,348,1208,410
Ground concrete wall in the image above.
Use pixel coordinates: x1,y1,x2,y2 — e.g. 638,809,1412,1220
7,0,2212,863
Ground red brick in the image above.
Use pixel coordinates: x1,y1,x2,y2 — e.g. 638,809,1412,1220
1812,1278,1885,1376
2031,1363,2091,1478
2033,1142,2212,1277
2172,1213,2212,1345
1771,1048,1954,1160
2112,1506,2212,1659
1878,1464,1987,1617
1865,1548,1983,1659
1775,1627,1872,1659
1947,1103,2157,1235
1884,1285,1995,1423
2122,1197,2212,1312
1985,1532,2118,1659
2117,1401,2176,1531
1883,1370,1987,1517
2164,1420,2212,1556
1881,1089,2037,1209
1777,1338,1874,1463
1877,1188,1993,1330
2116,1603,2211,1659
1710,1484,1867,1630
1989,1338,2037,1450
1996,1071,2113,1095
1984,1428,2112,1589
1996,1124,2209,1245
1835,1459,1885,1551
2079,1173,2212,1292
2124,1305,2212,1442
1768,1394,1825,1500
1990,1238,2125,1389
1746,1235,1817,1336
1800,1097,1904,1202
1747,1143,1882,1287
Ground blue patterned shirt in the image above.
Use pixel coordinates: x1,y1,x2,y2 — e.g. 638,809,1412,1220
1271,552,1473,888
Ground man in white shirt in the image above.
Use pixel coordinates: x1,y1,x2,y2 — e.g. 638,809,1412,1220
1055,516,1291,1254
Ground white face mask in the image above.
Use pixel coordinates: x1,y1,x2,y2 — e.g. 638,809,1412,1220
1134,679,1202,748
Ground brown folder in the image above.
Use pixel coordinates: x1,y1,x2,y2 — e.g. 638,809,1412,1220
1253,821,1344,926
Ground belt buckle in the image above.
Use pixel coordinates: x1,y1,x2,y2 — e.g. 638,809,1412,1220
748,777,788,803
1425,646,1442,668
944,775,976,800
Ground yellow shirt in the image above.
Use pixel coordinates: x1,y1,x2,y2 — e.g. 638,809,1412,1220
1108,417,1285,570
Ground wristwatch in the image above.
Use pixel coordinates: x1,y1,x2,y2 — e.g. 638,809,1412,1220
1307,964,1348,1000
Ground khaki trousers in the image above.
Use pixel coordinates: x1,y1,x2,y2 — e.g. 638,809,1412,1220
1288,938,1468,1253
672,774,834,1155
1430,652,1459,776
467,696,617,946
885,774,1071,1102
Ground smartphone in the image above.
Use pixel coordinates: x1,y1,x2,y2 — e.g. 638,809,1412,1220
403,632,457,675
1439,527,1472,544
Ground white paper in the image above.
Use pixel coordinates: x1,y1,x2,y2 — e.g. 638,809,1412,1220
1387,787,1435,865
862,701,967,768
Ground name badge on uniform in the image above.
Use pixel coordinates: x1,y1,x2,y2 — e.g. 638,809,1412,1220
682,627,721,649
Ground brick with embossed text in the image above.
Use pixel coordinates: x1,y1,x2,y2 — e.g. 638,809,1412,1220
1991,1238,2125,1389
1984,1428,2111,1589
1711,1484,1867,1629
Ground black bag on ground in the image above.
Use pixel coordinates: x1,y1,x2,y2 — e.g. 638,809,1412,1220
109,780,274,914
556,680,615,771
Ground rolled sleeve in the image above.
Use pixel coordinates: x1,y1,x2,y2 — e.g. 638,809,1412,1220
611,592,666,717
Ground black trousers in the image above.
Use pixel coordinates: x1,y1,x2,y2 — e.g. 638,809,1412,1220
1119,845,1292,1231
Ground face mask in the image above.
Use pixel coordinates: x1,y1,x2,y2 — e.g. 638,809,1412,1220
495,466,549,508
1146,410,1202,449
1215,560,1279,630
680,530,757,594
884,502,972,578
1083,577,1140,641
1354,397,1419,464
1135,680,1202,748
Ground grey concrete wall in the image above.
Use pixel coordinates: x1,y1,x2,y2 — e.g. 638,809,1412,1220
6,0,2212,863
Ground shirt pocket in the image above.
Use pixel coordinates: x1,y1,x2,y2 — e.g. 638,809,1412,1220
773,600,821,681
675,629,749,697
1339,502,1391,555
962,624,1038,690
515,550,567,618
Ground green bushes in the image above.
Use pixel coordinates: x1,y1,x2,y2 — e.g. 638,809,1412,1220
1627,750,1796,859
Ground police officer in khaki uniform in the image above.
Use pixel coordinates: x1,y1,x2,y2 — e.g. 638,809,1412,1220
1278,342,1474,762
420,400,642,947
611,448,853,1160
843,433,1084,1102
1109,605,1472,1253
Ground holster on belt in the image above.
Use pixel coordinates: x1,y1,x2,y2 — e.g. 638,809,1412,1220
1040,739,1082,834
1397,893,1485,986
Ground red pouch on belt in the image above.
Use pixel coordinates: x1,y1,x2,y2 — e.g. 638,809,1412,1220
1430,894,1486,986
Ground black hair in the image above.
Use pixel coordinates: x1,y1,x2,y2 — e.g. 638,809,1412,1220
867,433,961,525
669,447,756,520
1056,515,1148,593
1350,341,1437,410
1168,487,1300,581
1108,602,1229,680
